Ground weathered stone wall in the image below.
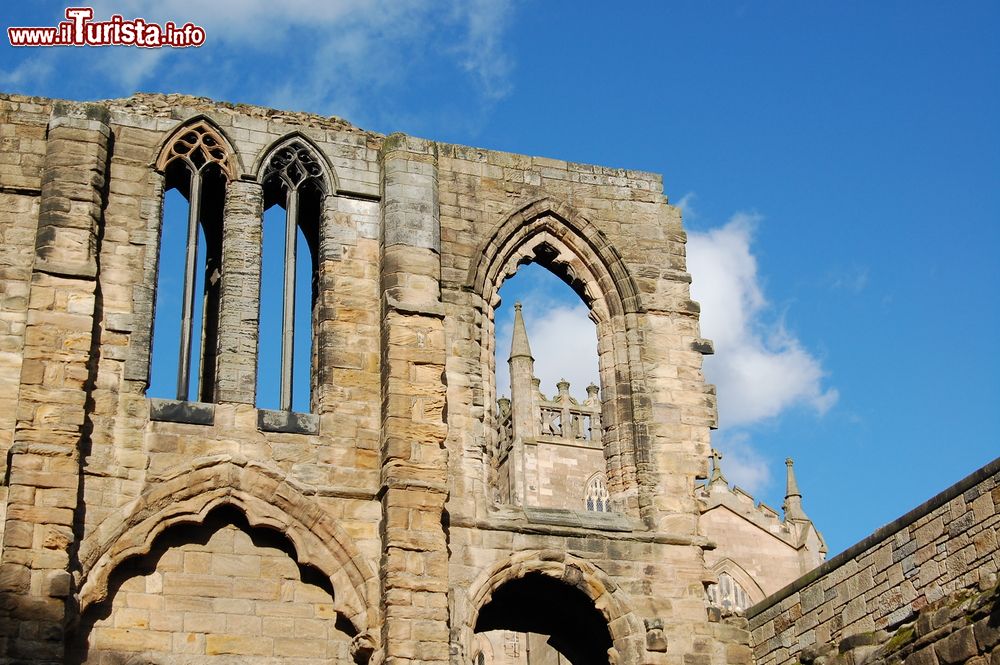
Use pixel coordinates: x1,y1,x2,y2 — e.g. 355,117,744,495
0,91,735,665
794,580,999,665
523,439,604,510
747,457,1000,665
0,96,52,556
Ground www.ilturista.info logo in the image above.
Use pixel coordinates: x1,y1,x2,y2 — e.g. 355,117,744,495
8,7,206,48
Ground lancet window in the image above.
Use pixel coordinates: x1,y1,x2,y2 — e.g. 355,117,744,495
584,474,611,512
706,572,752,613
151,120,234,402
258,140,326,412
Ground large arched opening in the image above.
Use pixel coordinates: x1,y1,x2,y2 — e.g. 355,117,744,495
492,261,604,511
149,118,236,402
254,135,331,414
475,572,613,664
459,551,646,665
471,198,647,518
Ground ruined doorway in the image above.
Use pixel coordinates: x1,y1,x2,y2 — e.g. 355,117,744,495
474,572,613,665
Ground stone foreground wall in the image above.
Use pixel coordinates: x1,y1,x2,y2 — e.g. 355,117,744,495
796,581,999,665
747,457,1000,665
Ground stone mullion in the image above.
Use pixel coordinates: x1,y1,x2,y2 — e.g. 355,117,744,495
0,103,109,663
214,179,263,405
378,134,450,664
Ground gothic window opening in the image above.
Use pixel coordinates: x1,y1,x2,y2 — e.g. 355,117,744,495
150,121,232,402
706,571,752,613
584,473,610,512
491,261,603,511
257,140,326,413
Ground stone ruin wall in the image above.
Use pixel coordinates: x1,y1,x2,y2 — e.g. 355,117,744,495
0,92,737,664
746,457,1000,665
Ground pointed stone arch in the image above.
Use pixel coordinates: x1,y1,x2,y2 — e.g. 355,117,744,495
251,131,339,193
469,196,642,318
456,550,646,664
154,115,240,180
708,557,765,609
146,115,240,402
469,195,651,516
76,456,379,637
250,133,336,412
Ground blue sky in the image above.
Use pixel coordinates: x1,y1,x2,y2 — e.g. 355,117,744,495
3,2,997,556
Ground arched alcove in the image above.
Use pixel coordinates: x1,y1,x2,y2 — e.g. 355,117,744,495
69,506,359,664
76,458,378,637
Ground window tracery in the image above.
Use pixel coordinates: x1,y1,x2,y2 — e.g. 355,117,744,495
706,572,752,613
585,474,611,512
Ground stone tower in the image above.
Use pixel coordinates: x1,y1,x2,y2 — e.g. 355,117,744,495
0,92,738,664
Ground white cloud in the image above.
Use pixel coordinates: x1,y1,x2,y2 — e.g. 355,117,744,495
95,48,168,91
451,0,514,101
675,191,698,221
687,212,838,428
829,265,870,292
84,0,515,114
0,52,57,87
495,298,599,403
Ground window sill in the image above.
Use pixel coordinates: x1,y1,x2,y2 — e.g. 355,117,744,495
257,409,319,435
148,398,215,425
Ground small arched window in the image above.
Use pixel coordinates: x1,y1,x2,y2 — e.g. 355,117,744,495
584,473,611,512
258,139,326,412
706,572,752,613
151,120,234,402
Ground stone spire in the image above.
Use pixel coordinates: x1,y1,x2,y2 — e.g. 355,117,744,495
782,457,808,522
507,302,538,506
508,302,533,361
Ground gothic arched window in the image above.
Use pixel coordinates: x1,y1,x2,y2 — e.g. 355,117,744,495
706,572,752,613
584,473,610,512
258,139,327,412
151,120,234,402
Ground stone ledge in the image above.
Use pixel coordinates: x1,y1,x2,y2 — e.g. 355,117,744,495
148,398,215,425
523,506,634,532
257,409,319,435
